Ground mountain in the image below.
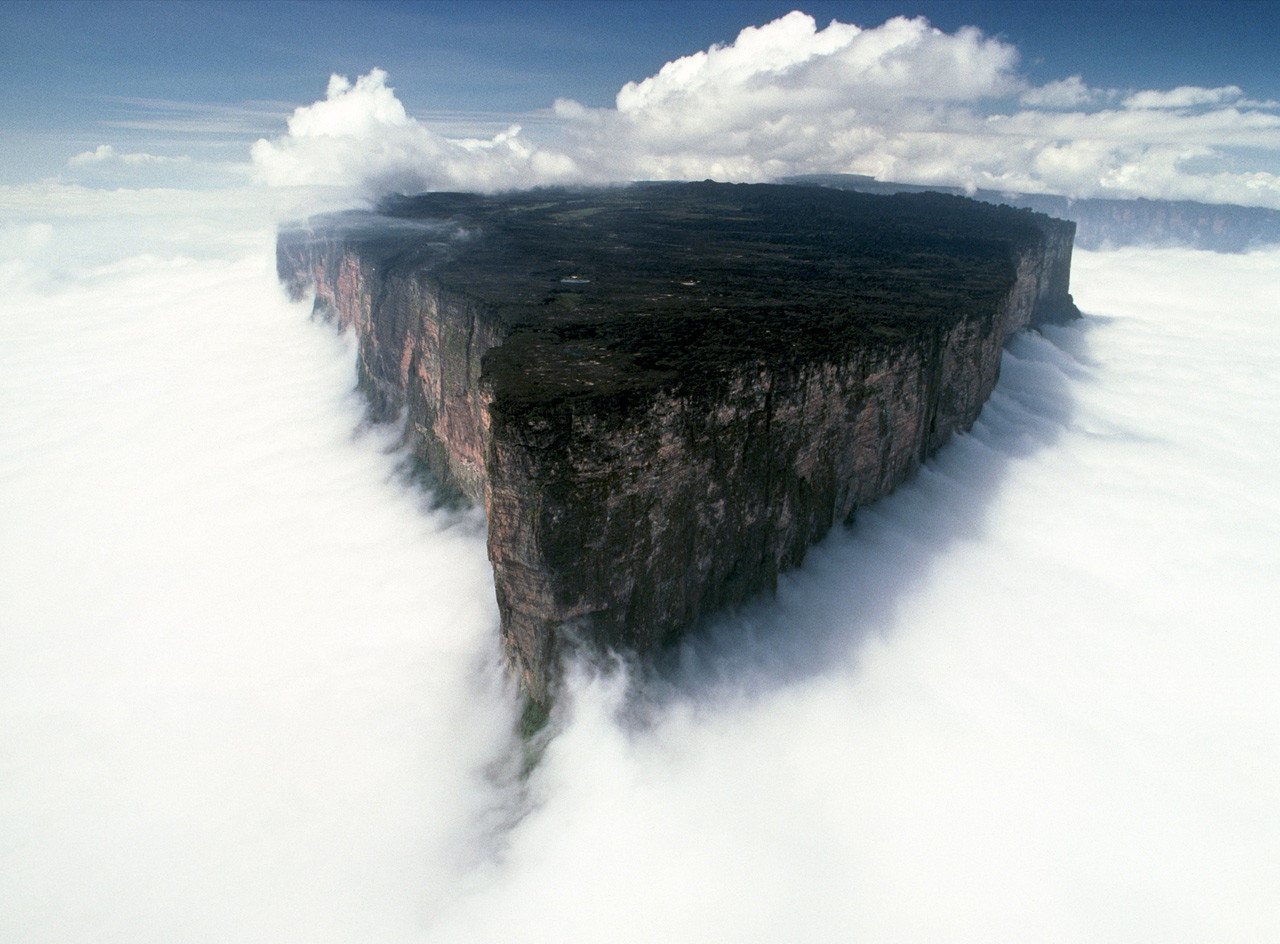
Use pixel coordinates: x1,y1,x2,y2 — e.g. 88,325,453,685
277,182,1078,706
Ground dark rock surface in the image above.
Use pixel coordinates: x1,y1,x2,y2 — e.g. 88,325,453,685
277,182,1078,704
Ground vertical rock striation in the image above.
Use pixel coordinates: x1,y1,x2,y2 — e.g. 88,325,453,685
278,183,1078,703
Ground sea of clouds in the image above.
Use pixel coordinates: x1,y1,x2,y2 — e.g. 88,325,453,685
4,10,1279,943
4,177,1277,944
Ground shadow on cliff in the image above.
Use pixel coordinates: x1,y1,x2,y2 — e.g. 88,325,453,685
601,314,1106,722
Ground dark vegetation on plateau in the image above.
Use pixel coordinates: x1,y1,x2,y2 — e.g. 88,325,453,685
353,182,1050,410
278,182,1076,708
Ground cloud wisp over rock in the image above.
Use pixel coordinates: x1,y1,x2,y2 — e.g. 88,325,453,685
249,12,1280,209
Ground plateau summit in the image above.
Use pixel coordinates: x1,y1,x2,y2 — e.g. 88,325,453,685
278,182,1078,705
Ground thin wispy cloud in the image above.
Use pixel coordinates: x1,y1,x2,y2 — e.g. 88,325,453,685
95,96,291,137
1123,84,1246,109
68,144,191,166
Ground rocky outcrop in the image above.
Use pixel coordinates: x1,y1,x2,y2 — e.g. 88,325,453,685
278,183,1078,704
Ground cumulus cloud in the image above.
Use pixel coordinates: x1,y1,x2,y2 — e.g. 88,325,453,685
613,12,1019,115
557,12,1023,184
251,69,582,199
251,13,1280,210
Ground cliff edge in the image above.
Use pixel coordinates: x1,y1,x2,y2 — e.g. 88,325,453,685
277,182,1078,704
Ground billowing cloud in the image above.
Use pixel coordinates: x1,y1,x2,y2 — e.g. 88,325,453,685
251,12,1280,210
250,69,582,198
557,12,1024,184
612,13,1019,115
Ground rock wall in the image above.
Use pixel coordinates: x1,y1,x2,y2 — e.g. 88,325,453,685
278,200,1076,705
484,236,1073,699
278,231,502,501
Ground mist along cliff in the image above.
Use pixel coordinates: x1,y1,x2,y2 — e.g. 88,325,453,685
277,182,1078,705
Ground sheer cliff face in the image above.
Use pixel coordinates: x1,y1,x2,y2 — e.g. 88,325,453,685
279,231,501,501
277,184,1077,704
484,238,1072,698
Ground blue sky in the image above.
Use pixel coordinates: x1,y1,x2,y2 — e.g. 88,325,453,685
3,1,1279,204
6,1,1279,111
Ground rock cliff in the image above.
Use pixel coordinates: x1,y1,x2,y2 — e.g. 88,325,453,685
278,182,1078,704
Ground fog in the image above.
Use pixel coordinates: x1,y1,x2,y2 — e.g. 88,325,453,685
2,188,1277,942
0,194,520,943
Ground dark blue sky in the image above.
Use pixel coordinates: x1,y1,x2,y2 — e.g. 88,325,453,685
3,0,1278,179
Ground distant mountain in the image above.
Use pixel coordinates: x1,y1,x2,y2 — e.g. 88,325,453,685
787,174,1280,252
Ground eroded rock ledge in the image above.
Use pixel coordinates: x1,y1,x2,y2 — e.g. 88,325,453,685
277,182,1078,704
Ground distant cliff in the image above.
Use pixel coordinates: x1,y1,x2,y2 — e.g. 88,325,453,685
790,174,1280,252
278,182,1078,705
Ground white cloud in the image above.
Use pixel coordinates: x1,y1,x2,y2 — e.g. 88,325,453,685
614,12,1019,116
68,144,191,167
0,185,519,941
251,68,583,199
555,12,1023,183
1124,84,1244,109
63,144,250,191
8,13,1280,938
1021,74,1096,109
250,13,1280,210
5,127,1280,942
422,245,1280,943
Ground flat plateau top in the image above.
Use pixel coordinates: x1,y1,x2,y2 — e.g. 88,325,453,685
313,182,1055,408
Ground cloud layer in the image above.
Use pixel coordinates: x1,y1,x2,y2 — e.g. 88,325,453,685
3,175,1278,942
248,12,1280,209
0,191,521,943
421,244,1280,943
